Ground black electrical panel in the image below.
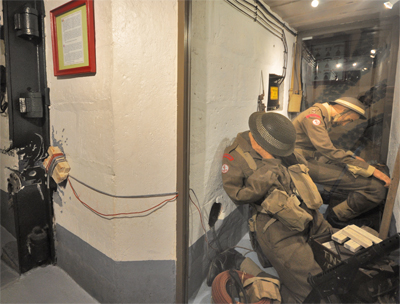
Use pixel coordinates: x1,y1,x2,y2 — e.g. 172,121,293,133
2,0,54,275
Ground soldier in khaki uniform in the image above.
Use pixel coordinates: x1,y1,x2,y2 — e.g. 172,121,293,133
292,97,391,225
220,112,332,303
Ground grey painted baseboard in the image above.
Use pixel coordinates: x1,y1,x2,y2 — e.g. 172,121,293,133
188,205,250,299
1,189,16,238
55,224,176,303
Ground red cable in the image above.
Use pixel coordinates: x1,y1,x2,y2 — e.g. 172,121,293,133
68,178,178,217
189,194,219,252
190,195,208,234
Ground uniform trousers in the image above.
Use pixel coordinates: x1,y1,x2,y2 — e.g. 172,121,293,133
306,158,387,220
253,209,331,303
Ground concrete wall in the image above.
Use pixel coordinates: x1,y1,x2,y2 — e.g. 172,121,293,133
2,0,397,301
189,0,296,246
43,0,178,302
187,0,296,297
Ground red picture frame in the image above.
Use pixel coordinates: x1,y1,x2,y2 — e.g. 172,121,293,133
50,0,96,76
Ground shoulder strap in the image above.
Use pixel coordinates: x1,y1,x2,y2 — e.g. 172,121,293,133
235,145,257,171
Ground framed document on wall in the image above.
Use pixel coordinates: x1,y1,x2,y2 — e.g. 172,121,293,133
50,0,96,76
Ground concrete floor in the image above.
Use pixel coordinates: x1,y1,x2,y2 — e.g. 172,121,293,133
189,205,329,303
189,233,279,304
0,262,99,303
1,207,329,303
1,226,98,303
1,225,260,304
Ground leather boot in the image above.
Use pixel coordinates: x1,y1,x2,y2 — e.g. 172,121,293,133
326,205,373,229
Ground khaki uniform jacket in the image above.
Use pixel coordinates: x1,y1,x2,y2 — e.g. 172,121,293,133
222,131,332,303
292,103,374,176
221,131,305,206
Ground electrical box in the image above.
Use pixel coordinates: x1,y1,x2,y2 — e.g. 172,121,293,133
268,74,283,111
19,90,43,118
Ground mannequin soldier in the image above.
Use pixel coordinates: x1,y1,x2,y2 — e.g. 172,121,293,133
292,97,391,226
215,112,332,303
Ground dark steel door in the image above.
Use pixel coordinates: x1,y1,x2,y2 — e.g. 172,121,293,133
3,0,54,273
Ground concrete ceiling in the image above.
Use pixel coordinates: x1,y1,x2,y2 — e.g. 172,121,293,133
262,0,400,35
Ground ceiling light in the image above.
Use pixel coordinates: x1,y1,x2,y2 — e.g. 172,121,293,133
336,63,342,68
311,0,319,8
353,63,357,67
384,2,393,9
371,49,376,54
384,0,399,9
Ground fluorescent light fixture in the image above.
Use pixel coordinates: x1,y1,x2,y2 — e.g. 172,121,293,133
311,0,319,7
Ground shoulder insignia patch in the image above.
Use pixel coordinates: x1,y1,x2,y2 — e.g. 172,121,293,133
305,113,321,119
312,119,321,126
222,164,229,174
223,153,234,161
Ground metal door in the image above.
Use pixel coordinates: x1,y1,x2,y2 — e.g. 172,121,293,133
2,0,54,273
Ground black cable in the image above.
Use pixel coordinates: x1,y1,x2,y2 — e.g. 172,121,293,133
254,0,297,37
212,225,224,252
278,30,288,84
0,92,7,113
225,0,282,39
250,1,283,35
232,0,257,16
69,175,178,198
225,0,290,85
246,1,283,38
256,17,284,39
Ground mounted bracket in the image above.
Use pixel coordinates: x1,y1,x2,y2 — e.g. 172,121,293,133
14,5,40,40
19,90,43,118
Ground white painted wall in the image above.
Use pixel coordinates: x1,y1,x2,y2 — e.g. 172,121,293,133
110,0,178,261
44,0,177,261
189,0,296,245
387,41,400,233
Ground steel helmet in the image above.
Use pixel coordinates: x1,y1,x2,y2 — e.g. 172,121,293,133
331,97,366,119
248,112,296,157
